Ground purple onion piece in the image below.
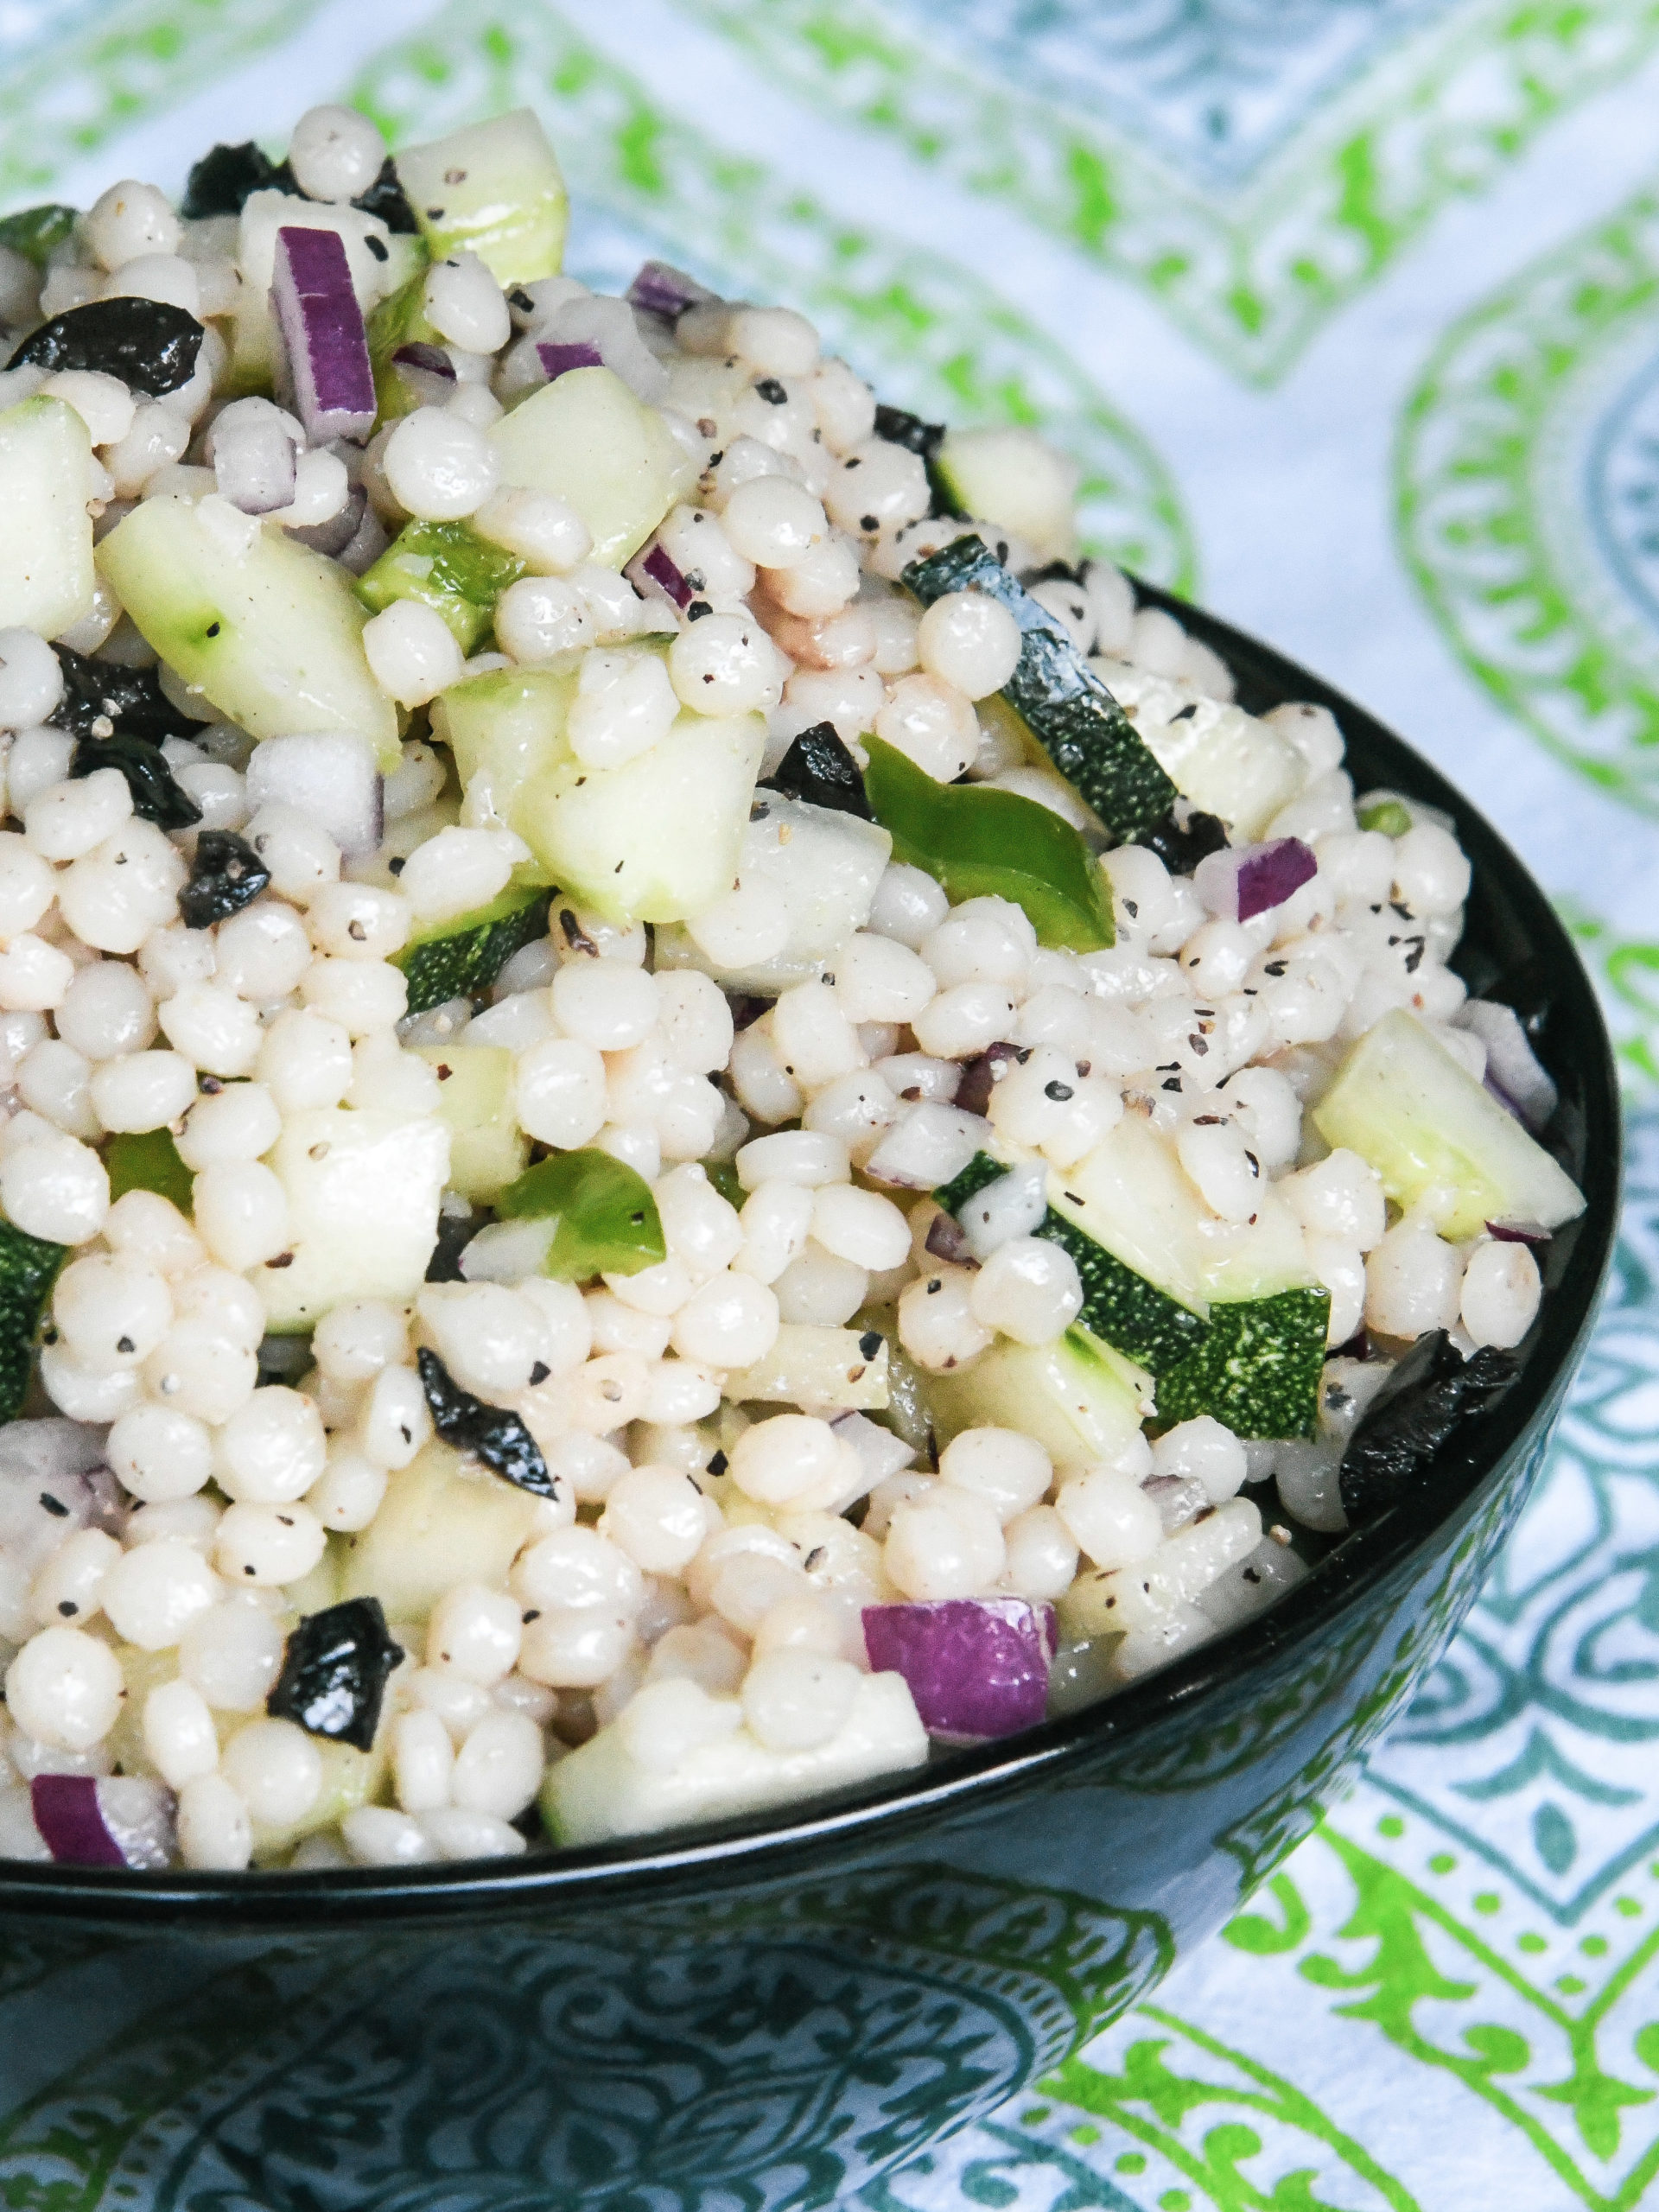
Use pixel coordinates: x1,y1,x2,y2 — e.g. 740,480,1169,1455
626,259,716,321
924,1211,972,1265
1484,1074,1525,1124
391,341,455,382
641,542,693,609
862,1597,1057,1741
270,226,376,444
537,339,605,383
1487,1218,1552,1244
725,994,770,1033
955,1042,1024,1119
30,1776,128,1868
1194,836,1319,924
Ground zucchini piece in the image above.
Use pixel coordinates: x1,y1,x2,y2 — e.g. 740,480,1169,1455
903,536,1176,840
338,1439,544,1619
936,1150,1207,1377
412,1042,527,1201
394,109,569,286
393,885,551,1017
1313,1009,1585,1242
257,1106,450,1331
496,1149,664,1279
355,518,526,650
0,1217,67,1422
926,1325,1145,1465
104,1129,194,1215
0,396,94,640
862,734,1112,953
97,494,400,770
1155,1287,1331,1441
489,365,693,569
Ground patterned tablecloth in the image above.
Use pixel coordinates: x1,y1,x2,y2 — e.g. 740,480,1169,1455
3,3,1658,2206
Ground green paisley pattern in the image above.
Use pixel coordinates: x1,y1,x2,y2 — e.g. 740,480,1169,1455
0,3,1656,2209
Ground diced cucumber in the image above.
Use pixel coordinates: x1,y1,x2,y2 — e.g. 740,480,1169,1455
434,664,574,833
104,1129,194,1215
394,109,569,286
356,518,526,650
0,1217,66,1423
926,1325,1145,1465
394,884,551,1016
1155,1287,1332,1440
364,269,442,424
413,1043,528,1202
653,790,893,991
257,1105,450,1331
1100,665,1306,842
338,1439,545,1619
0,397,94,640
251,1738,386,1865
721,1323,891,1412
97,496,399,769
543,1671,928,1847
936,1150,1207,1376
932,426,1071,559
903,537,1176,841
1313,1009,1585,1241
489,365,693,568
231,189,409,394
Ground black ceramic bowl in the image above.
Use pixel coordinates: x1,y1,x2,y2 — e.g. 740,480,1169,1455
0,590,1621,2212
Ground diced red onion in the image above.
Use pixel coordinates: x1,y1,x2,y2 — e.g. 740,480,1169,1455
954,1041,1024,1118
1194,836,1319,924
270,226,376,444
924,1211,972,1264
864,1102,991,1191
212,408,297,516
862,1598,1057,1740
626,260,717,321
1458,1000,1557,1132
1487,1219,1551,1244
391,342,458,409
537,339,606,382
1144,1473,1208,1535
830,1410,916,1497
1484,1075,1524,1123
245,731,384,856
31,1776,128,1868
288,480,367,560
623,540,694,611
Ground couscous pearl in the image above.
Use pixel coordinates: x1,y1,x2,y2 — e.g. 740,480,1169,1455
38,1343,142,1422
308,1447,387,1532
1176,1120,1264,1222
398,825,520,925
728,1021,804,1124
313,1298,407,1383
969,1236,1083,1344
770,982,865,1090
0,629,65,728
1281,1147,1387,1249
1459,1238,1541,1349
823,439,929,536
668,613,787,716
286,101,385,200
364,600,467,708
257,1009,353,1111
734,1181,815,1283
810,1185,910,1271
1364,1220,1463,1338
0,835,54,937
0,1129,109,1243
29,1527,119,1630
356,1364,432,1469
420,1281,550,1397
56,958,155,1061
767,532,862,618
1001,1504,1080,1600
450,1710,543,1819
244,804,340,907
741,1649,859,1752
515,1035,608,1148
670,1270,779,1368
728,1414,854,1509
1393,823,1471,915
729,303,821,377
886,1491,1006,1600
17,1037,96,1140
911,981,1019,1061
566,648,680,771
211,903,309,1001
518,1606,635,1688
472,486,593,573
1150,1416,1248,1503
653,970,734,1074
101,1539,219,1649
426,1583,524,1687
86,178,179,268
308,882,411,962
939,1427,1052,1522
157,982,262,1077
59,821,186,956
143,1678,219,1788
600,1465,711,1573
3,1625,122,1748
175,1773,253,1869
917,591,1023,700
1055,1470,1162,1570
684,875,792,969
423,250,511,354
833,933,936,1025
192,1160,291,1272
868,862,950,950
418,1807,527,1861
773,1241,868,1326
103,1189,203,1276
179,1601,285,1710
341,1807,435,1866
392,1706,454,1813
0,932,75,1012
107,1403,213,1502
173,1084,278,1171
212,1386,327,1506
24,769,131,862
222,1717,324,1828
383,406,499,522
494,575,593,662
53,1253,172,1365
409,1668,490,1739
299,957,409,1037
142,1319,258,1425
720,477,827,569
874,673,979,782
897,1267,994,1371
213,1501,326,1586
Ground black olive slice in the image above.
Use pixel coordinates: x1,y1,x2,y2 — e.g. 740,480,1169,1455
874,404,945,460
49,645,200,742
416,1348,558,1500
1338,1331,1518,1520
1134,805,1230,877
352,157,419,234
268,1597,405,1751
180,141,295,219
179,830,270,929
68,734,201,832
9,297,205,397
766,721,873,820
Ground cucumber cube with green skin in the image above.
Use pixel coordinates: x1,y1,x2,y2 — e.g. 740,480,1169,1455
412,1042,527,1201
925,1325,1146,1464
1313,1008,1585,1242
394,885,551,1017
104,1129,194,1216
338,1440,544,1620
356,518,528,651
496,1149,665,1279
862,735,1113,954
0,1217,67,1422
0,397,94,640
1154,1287,1332,1441
903,536,1177,841
394,109,569,287
489,365,695,569
936,1150,1207,1376
97,495,400,771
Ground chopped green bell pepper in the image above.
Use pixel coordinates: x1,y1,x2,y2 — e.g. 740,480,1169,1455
104,1128,194,1216
495,1149,665,1280
862,734,1114,952
355,518,527,652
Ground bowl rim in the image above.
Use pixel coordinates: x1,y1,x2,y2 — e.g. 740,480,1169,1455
0,585,1623,1929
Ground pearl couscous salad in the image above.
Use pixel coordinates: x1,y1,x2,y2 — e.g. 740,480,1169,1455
0,106,1584,1875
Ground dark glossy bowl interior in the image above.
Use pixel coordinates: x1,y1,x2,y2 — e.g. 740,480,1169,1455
0,591,1622,2212
0,586,1620,1931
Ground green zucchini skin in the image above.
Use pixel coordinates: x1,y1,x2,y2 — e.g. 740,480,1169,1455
394,887,552,1017
1154,1286,1332,1440
0,1217,67,1421
902,537,1178,840
935,1150,1210,1377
